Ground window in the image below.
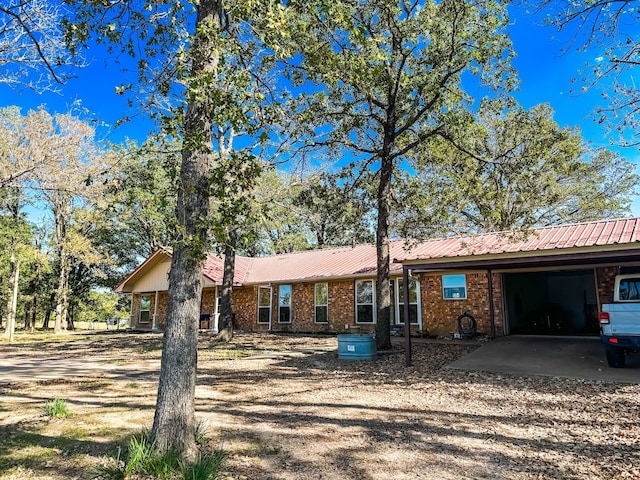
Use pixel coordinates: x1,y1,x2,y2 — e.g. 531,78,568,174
355,280,375,323
397,277,420,325
443,274,467,300
315,283,328,324
278,285,292,323
258,286,272,324
619,278,640,301
139,295,151,323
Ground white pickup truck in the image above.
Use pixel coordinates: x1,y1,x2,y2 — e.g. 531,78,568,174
599,274,640,368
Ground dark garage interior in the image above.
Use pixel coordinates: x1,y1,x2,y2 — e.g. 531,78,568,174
504,269,599,335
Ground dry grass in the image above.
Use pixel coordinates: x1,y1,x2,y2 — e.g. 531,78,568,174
0,331,638,479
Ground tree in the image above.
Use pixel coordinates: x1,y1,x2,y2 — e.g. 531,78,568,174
537,1,640,146
6,109,110,334
0,107,60,187
408,101,639,235
294,172,374,248
286,0,514,349
0,0,80,91
95,138,179,283
67,0,289,457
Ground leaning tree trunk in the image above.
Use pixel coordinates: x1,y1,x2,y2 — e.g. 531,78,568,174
151,0,220,461
215,229,237,343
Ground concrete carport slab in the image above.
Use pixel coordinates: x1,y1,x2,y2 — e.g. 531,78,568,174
447,336,640,383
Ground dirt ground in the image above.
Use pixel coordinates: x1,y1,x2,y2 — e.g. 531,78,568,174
0,332,639,480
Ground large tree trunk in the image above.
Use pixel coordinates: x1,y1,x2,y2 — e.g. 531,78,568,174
215,229,237,343
3,255,20,342
151,0,220,460
375,152,393,350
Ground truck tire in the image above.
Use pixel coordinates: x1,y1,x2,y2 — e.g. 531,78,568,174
605,345,626,368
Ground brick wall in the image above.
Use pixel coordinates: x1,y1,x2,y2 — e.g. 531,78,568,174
233,281,359,333
234,286,259,330
290,283,316,331
156,292,168,328
595,266,620,307
128,271,507,337
420,271,504,337
329,280,357,331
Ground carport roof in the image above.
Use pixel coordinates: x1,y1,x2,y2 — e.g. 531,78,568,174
396,217,640,269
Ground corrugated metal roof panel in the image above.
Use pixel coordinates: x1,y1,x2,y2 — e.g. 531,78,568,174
397,217,640,262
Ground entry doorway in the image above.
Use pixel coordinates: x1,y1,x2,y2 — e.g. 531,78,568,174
504,269,599,336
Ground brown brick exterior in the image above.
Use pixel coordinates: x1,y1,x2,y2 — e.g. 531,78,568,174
234,286,259,330
420,271,504,337
232,280,361,333
131,267,639,339
595,266,620,307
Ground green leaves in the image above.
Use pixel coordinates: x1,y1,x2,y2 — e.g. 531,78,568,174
410,99,639,234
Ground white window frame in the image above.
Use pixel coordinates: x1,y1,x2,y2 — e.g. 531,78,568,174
278,285,292,324
393,277,421,326
314,283,329,324
355,279,376,324
139,294,151,324
442,274,467,300
257,286,272,325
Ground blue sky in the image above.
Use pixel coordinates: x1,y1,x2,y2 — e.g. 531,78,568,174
2,4,639,213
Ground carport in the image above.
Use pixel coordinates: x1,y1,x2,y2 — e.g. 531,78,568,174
504,268,599,335
395,218,640,366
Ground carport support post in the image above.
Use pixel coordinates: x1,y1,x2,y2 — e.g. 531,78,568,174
403,266,412,366
488,269,496,339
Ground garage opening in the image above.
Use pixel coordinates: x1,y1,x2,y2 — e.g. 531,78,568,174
504,269,599,336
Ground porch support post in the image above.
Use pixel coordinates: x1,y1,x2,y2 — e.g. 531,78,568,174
152,289,159,331
488,269,496,339
129,294,134,328
213,286,219,333
403,266,412,366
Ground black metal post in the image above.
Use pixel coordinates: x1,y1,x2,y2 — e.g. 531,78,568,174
403,266,412,366
488,269,496,338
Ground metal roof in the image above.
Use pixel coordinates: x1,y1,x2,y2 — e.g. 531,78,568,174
119,217,640,289
395,217,640,263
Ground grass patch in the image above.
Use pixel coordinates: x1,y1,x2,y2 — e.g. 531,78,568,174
204,346,254,360
61,425,89,440
93,431,225,480
179,451,226,480
44,398,73,418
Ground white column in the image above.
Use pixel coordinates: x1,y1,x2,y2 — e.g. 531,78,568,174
213,286,219,333
152,290,159,331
